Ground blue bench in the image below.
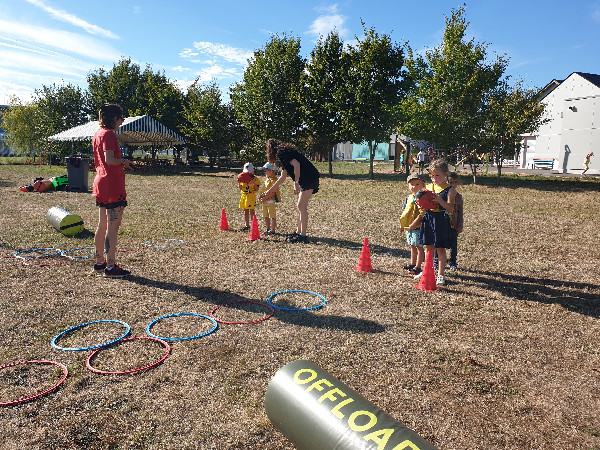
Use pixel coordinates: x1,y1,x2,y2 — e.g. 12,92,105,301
532,158,555,170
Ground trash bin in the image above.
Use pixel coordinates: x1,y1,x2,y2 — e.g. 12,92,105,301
65,156,89,192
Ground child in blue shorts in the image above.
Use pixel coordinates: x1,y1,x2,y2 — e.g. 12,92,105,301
400,174,426,275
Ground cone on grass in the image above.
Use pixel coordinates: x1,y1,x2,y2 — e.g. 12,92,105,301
414,250,437,292
219,208,230,231
353,238,373,273
247,215,261,241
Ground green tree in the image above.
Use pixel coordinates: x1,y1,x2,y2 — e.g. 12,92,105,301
302,31,349,176
1,97,45,160
183,81,235,167
485,80,547,179
398,6,507,158
87,58,184,134
230,34,305,161
343,24,405,179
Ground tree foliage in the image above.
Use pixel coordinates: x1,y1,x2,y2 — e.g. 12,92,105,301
302,31,349,176
87,58,184,133
230,34,305,161
343,24,405,179
398,6,507,156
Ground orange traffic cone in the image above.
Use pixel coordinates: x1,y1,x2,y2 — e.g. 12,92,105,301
414,251,437,292
247,214,261,241
219,208,230,231
353,238,373,273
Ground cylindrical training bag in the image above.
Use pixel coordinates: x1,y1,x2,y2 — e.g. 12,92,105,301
46,206,84,236
265,360,436,450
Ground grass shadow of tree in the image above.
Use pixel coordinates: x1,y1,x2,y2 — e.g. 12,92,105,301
456,268,600,318
126,276,385,334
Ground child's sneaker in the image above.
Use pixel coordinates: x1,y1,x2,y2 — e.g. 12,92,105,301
104,264,130,278
413,271,423,280
241,226,250,231
448,263,458,271
93,261,106,274
436,275,446,285
403,264,415,271
264,229,272,235
409,267,422,276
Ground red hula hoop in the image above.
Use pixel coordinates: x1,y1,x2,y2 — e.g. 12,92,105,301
85,336,170,375
209,300,275,325
0,360,68,406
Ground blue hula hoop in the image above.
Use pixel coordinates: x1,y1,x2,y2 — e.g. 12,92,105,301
143,239,184,248
146,313,217,341
51,319,131,351
14,248,62,260
266,290,327,311
60,247,96,259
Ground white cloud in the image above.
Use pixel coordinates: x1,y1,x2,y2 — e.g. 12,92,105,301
0,20,121,62
172,66,191,72
190,42,253,65
308,4,349,39
180,48,199,58
23,0,119,39
195,64,243,82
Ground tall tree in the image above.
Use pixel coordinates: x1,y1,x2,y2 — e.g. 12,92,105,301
1,97,45,160
303,31,349,176
183,81,234,167
230,34,305,160
398,6,507,157
484,80,547,179
87,58,184,133
343,24,405,179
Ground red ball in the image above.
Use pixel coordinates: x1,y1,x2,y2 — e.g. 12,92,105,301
415,189,437,210
237,172,253,184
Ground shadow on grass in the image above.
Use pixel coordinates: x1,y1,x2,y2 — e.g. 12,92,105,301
309,236,409,259
126,276,385,334
457,268,600,318
464,174,600,192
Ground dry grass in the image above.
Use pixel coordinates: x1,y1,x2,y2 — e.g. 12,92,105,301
0,162,599,449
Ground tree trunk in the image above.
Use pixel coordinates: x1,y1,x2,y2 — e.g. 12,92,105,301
405,143,411,177
368,141,375,180
328,146,333,177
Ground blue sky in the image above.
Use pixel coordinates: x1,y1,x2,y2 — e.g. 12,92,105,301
1,0,599,104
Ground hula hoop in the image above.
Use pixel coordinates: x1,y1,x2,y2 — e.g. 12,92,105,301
85,337,170,375
51,319,131,351
266,290,327,311
209,300,275,325
0,360,68,406
146,313,217,341
14,248,62,260
60,247,95,259
143,239,184,248
0,256,23,268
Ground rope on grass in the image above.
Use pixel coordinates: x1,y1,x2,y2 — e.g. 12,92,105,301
51,319,131,351
0,360,68,406
143,239,184,248
146,313,217,341
85,337,170,375
209,300,275,324
266,290,327,311
14,248,62,260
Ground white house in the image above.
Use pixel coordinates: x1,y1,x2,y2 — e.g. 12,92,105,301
525,72,600,174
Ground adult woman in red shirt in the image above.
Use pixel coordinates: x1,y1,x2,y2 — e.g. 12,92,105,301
92,104,133,277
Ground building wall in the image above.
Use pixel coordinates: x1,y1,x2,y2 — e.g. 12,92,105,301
534,73,600,173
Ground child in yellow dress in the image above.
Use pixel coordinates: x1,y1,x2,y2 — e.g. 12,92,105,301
238,162,261,231
400,174,426,275
259,162,282,234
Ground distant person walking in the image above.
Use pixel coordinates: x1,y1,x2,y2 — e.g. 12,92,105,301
260,138,319,243
583,151,594,175
417,149,426,174
92,103,133,278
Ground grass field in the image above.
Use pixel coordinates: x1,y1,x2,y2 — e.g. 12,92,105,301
0,162,599,449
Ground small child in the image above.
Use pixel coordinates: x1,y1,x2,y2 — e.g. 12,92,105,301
447,172,463,270
238,162,261,230
415,158,456,286
259,162,282,234
400,174,426,275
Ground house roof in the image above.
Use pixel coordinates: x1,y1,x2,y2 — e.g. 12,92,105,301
575,72,600,88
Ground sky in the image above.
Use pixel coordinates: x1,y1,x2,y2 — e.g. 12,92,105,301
1,0,599,105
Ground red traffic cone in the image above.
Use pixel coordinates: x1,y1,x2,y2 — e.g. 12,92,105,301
414,251,437,292
219,208,230,231
247,215,261,241
353,238,373,273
